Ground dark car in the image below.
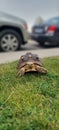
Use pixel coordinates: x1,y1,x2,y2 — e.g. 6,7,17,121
31,17,59,46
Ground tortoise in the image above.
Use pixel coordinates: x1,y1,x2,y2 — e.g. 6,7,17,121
17,52,47,76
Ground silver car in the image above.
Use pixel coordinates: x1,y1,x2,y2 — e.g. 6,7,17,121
0,12,29,52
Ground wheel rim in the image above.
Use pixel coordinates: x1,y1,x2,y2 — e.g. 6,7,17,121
1,34,19,51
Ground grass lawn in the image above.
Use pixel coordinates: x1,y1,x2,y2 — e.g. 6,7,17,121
0,57,59,130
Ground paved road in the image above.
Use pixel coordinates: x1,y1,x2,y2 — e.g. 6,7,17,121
0,40,59,64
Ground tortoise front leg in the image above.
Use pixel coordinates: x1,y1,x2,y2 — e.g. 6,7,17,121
36,65,47,74
18,67,25,76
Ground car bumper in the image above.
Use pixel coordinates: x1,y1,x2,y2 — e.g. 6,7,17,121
31,33,57,45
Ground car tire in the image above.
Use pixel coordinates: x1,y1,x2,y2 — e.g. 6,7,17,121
0,29,22,52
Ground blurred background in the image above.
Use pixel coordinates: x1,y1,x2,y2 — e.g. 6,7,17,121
0,0,59,31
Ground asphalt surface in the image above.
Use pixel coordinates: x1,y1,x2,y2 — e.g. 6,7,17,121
0,40,59,64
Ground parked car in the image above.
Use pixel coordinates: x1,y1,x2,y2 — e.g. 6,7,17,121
31,17,59,46
0,12,29,52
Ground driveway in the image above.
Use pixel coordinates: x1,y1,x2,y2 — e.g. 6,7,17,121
0,40,59,64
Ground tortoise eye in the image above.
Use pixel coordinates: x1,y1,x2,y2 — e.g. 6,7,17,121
36,56,39,60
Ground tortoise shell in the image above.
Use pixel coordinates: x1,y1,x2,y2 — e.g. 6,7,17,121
18,52,47,76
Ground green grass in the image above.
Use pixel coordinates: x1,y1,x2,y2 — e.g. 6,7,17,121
0,57,59,130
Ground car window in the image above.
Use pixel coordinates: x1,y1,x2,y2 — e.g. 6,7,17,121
44,18,59,25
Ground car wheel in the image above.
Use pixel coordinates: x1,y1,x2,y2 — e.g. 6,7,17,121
0,29,22,52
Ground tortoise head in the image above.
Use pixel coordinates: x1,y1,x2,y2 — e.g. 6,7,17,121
18,52,42,67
